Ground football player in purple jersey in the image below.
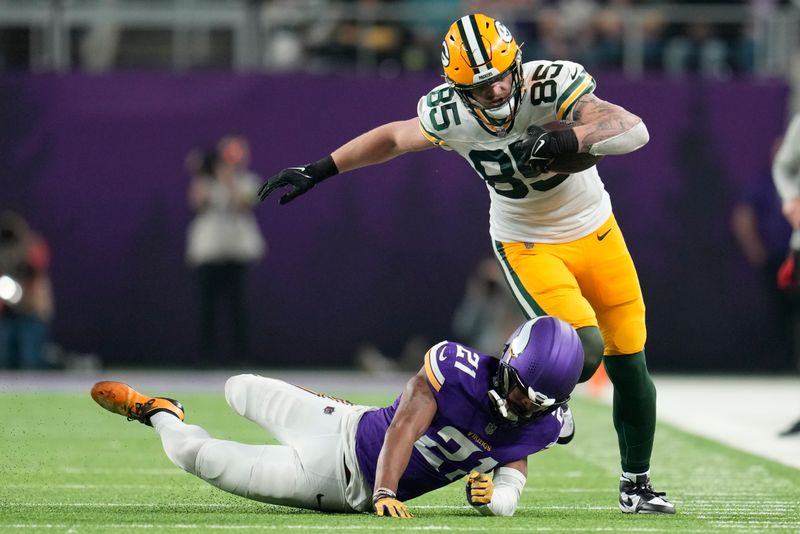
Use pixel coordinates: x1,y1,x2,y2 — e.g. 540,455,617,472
91,316,585,518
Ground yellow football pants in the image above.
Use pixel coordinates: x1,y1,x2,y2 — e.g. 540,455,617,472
493,214,646,355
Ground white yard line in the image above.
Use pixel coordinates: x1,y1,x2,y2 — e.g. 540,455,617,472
0,525,776,533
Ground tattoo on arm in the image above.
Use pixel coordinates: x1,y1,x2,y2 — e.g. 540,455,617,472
571,94,641,151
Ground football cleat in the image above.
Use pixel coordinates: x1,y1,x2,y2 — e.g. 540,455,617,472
557,404,575,445
779,418,800,436
91,381,184,426
619,474,675,514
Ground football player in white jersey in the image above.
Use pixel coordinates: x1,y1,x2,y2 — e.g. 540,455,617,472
259,13,674,515
772,112,800,436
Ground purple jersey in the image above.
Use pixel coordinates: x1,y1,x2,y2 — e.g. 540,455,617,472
354,341,564,501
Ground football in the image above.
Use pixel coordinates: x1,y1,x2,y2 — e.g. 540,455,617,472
543,120,603,173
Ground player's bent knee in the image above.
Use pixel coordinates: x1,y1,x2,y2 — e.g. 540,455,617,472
224,374,258,414
576,326,604,383
195,440,257,496
163,434,207,475
611,320,646,355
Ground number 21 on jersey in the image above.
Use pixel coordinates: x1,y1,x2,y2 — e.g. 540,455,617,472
454,345,479,378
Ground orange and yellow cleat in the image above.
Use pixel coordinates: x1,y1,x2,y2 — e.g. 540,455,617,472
91,381,184,426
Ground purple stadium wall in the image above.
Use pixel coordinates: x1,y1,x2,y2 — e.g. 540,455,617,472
0,73,791,370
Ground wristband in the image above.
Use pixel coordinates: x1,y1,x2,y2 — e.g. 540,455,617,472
549,128,579,155
372,487,397,504
306,154,339,184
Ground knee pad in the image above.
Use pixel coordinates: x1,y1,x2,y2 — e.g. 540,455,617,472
577,326,604,382
224,374,257,415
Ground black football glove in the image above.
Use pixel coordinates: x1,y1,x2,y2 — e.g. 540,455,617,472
257,155,338,205
518,125,579,176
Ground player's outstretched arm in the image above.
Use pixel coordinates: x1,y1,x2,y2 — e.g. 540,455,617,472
372,368,437,518
466,459,528,517
332,118,435,173
570,94,649,156
258,118,433,205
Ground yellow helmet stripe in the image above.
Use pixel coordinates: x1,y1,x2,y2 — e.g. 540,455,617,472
556,75,595,120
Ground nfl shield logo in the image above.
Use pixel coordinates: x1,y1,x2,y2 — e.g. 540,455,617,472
324,406,335,415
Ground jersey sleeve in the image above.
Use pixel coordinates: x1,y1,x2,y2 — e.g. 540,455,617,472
553,60,596,121
527,60,596,122
417,84,456,150
423,341,449,392
773,114,800,201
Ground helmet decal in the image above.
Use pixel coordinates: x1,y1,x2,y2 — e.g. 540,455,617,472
441,41,450,67
506,318,535,359
495,20,513,43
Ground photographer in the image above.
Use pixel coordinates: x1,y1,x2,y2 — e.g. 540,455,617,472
185,136,266,367
0,210,54,369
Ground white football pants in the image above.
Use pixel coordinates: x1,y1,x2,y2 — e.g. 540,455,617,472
151,374,374,512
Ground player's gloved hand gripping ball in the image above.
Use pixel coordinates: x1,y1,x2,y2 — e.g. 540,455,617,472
373,487,412,518
465,471,494,505
519,122,602,176
257,155,339,205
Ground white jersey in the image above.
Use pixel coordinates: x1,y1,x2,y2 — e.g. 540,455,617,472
417,60,612,243
773,113,800,202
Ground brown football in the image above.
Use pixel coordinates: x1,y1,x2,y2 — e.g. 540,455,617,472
543,120,603,173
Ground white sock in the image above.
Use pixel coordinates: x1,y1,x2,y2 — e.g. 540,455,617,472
150,412,211,474
151,411,182,432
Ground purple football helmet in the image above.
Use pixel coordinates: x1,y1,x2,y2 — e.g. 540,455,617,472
489,316,584,424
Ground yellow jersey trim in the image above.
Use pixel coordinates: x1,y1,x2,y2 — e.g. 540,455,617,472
424,349,443,391
556,75,593,120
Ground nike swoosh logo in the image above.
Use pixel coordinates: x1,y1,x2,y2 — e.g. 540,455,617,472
597,228,612,241
570,68,579,80
534,139,546,154
438,353,447,361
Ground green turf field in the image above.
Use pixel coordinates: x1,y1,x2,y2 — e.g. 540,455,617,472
1,390,799,533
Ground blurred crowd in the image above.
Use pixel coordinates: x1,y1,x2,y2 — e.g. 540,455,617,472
270,0,785,77
0,211,53,370
2,0,797,77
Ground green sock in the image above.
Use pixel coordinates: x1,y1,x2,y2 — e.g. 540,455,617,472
603,351,656,474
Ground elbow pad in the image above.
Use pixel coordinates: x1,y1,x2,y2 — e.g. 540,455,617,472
588,121,649,156
472,467,526,517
